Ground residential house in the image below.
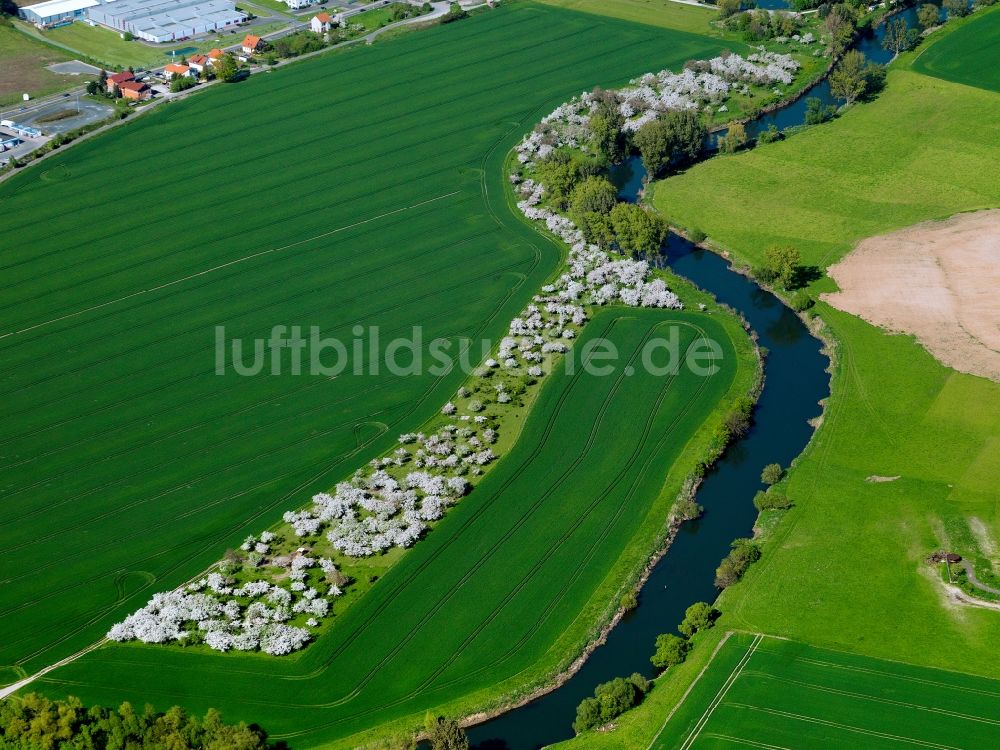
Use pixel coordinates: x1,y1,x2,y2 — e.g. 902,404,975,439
310,11,332,33
284,0,313,9
106,70,135,95
187,54,209,74
118,81,152,101
241,34,264,55
164,63,193,79
208,48,225,64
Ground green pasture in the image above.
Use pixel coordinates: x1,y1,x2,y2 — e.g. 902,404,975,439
650,67,1000,282
0,2,750,744
0,24,76,107
535,0,727,37
560,26,1000,750
35,307,750,748
653,633,1000,749
912,6,1000,93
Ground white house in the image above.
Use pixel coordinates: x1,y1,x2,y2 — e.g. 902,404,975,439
284,0,312,9
310,11,332,33
164,62,194,79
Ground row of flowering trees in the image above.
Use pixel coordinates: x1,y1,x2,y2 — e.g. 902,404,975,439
106,59,727,656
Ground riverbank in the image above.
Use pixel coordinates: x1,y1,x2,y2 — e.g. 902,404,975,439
559,8,1000,747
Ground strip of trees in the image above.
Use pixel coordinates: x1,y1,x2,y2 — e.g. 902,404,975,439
0,693,276,749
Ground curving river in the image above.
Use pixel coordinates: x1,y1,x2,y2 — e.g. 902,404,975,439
461,6,927,747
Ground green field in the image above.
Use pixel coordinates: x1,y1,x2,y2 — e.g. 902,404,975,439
912,6,1000,93
33,307,750,748
650,68,1000,278
0,2,753,745
29,20,281,69
655,8,1000,675
535,0,727,36
555,18,1000,750
653,632,1000,749
0,24,75,107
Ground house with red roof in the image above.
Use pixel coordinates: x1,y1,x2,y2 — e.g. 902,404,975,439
311,11,332,33
118,81,152,101
106,70,135,95
164,63,193,79
187,54,209,74
241,34,264,56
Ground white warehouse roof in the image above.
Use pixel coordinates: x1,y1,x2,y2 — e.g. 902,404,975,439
20,0,99,18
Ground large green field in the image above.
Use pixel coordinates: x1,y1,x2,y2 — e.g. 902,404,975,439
912,6,1000,93
653,632,1000,749
558,14,1000,750
0,2,752,744
36,307,750,747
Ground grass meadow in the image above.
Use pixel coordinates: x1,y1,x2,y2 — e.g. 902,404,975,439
653,633,1000,749
534,0,730,37
0,23,75,107
557,17,1000,750
912,6,1000,93
0,1,753,744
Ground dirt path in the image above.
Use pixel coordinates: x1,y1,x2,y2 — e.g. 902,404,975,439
823,210,1000,382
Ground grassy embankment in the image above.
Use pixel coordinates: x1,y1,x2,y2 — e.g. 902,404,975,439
18,19,285,70
1,2,758,745
0,21,76,106
558,7,1000,748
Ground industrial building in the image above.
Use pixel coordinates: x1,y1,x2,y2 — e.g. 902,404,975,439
18,0,99,28
86,0,246,43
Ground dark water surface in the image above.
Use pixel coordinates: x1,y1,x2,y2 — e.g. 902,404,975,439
456,8,936,743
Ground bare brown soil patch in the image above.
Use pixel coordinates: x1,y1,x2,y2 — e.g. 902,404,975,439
824,210,1000,382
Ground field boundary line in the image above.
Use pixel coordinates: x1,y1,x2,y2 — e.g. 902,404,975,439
646,632,738,750
741,669,1000,726
677,633,762,750
0,191,460,341
725,703,963,750
701,734,790,750
0,639,105,700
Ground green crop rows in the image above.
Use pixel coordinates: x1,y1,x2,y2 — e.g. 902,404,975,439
38,308,744,746
655,632,1000,749
0,2,747,745
912,6,1000,93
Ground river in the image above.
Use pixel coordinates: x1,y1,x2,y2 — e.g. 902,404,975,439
459,5,927,746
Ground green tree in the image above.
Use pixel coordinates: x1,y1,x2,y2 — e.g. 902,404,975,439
756,245,801,288
829,50,870,105
573,674,649,733
881,17,911,57
804,96,837,125
943,0,969,16
651,633,690,669
715,538,762,588
589,96,625,163
215,53,241,83
425,715,469,750
754,489,794,510
917,3,940,28
609,202,667,257
573,697,603,733
718,0,744,16
86,79,101,95
679,601,720,636
633,110,705,176
569,176,617,218
718,121,747,154
761,462,783,485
